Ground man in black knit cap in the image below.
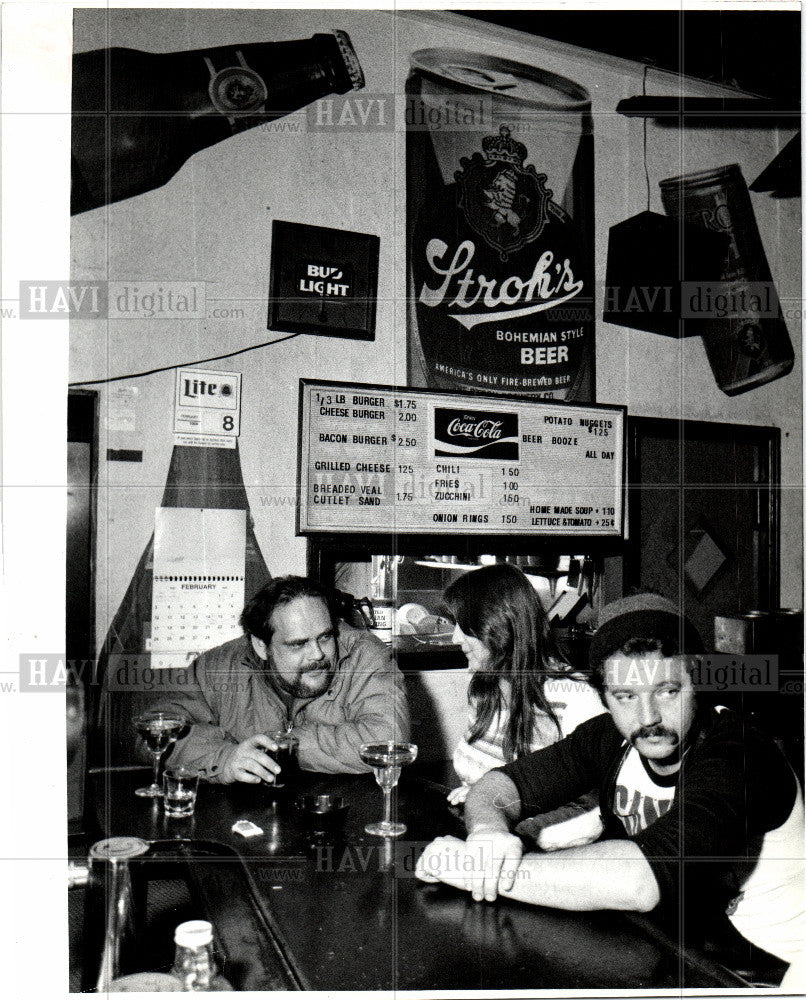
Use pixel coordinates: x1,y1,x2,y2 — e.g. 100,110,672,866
417,593,803,969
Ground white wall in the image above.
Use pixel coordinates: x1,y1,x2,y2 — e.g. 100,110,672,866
69,10,802,654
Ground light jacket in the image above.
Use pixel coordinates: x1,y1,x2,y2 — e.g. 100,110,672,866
157,623,410,781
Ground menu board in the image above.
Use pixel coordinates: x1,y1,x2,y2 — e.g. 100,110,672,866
297,381,626,537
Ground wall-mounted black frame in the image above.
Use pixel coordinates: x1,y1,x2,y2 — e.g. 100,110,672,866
268,221,380,341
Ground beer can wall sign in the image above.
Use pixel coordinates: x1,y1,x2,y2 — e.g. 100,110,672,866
660,164,795,396
407,49,594,401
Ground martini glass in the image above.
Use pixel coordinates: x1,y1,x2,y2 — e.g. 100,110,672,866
359,741,418,837
133,711,188,797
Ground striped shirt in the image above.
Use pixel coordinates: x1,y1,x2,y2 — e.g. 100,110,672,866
453,675,606,787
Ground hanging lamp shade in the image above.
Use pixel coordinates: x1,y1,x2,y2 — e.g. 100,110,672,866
603,210,729,337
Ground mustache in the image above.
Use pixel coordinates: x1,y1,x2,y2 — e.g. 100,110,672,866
629,724,679,746
302,655,337,674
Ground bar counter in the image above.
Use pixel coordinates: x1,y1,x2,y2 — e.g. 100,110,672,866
88,767,750,992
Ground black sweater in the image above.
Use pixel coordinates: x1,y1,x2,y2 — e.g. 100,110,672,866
499,708,797,916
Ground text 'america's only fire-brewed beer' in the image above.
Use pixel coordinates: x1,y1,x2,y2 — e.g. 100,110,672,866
407,49,594,401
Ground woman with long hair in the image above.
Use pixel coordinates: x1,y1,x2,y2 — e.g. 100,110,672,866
441,563,604,848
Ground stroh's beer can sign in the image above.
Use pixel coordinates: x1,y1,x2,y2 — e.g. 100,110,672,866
407,49,594,400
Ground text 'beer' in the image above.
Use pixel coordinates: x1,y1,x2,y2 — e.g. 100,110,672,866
407,49,594,401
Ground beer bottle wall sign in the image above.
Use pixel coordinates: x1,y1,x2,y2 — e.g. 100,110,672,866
407,50,595,402
72,30,365,214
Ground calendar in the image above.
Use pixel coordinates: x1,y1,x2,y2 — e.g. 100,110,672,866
148,507,246,669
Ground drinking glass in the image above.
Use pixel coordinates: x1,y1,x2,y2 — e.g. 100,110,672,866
269,730,300,790
133,710,188,798
359,741,418,837
163,767,199,817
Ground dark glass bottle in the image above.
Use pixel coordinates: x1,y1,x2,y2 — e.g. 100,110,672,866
72,30,364,213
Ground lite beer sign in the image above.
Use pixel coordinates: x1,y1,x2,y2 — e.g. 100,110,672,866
174,368,241,448
296,262,354,299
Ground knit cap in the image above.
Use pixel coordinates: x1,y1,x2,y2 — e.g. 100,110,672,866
588,592,705,673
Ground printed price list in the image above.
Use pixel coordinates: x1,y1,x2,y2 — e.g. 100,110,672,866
299,381,625,536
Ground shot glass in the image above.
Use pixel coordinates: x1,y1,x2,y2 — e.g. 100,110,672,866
163,767,199,817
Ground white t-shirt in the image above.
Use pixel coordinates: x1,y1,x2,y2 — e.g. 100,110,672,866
612,724,804,965
611,746,677,836
728,775,804,964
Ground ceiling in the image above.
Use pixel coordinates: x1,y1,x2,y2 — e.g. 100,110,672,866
457,11,800,105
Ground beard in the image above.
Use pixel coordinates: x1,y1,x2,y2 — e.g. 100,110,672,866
272,654,337,699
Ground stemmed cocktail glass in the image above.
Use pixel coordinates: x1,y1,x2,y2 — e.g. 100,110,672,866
359,741,418,837
133,710,189,797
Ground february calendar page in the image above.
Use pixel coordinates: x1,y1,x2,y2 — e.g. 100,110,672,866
148,508,246,669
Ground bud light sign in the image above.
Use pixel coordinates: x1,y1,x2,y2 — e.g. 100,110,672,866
434,407,519,460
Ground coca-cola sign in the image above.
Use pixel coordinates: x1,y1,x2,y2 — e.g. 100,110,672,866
434,407,519,460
